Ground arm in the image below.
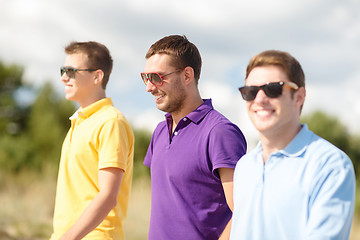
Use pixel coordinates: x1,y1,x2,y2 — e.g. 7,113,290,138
307,155,355,240
218,167,235,240
60,167,124,240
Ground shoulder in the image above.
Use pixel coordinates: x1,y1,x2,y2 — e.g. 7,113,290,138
204,108,231,124
93,106,133,137
153,120,167,132
201,109,239,131
306,132,352,166
149,120,167,139
206,110,245,140
237,145,259,164
97,105,128,123
234,146,260,180
303,132,355,186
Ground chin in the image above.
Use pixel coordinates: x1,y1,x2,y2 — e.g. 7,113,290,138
156,106,168,113
65,94,78,103
252,120,274,132
155,102,167,112
65,94,73,100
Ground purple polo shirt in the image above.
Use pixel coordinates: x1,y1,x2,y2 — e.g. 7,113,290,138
144,99,247,239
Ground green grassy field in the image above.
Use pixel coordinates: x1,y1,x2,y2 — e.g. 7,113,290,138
0,170,359,240
0,169,151,240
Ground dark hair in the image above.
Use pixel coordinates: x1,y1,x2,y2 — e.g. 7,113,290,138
145,35,202,83
65,41,113,89
246,50,305,88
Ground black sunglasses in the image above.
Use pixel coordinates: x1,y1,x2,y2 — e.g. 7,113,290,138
60,66,98,79
238,81,299,101
141,69,183,87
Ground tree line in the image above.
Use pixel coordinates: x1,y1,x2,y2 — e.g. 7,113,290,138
0,60,151,179
0,60,358,181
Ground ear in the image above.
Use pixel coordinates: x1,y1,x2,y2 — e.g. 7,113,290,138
93,69,104,86
295,87,306,109
183,66,195,86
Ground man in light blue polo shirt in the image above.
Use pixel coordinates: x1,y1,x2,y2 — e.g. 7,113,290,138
230,50,355,240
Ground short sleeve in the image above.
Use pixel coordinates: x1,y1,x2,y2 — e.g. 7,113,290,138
208,122,247,176
144,134,154,168
98,117,133,171
307,150,355,239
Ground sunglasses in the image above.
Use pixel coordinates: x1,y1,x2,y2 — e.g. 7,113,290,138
60,66,98,79
141,69,183,87
238,81,299,101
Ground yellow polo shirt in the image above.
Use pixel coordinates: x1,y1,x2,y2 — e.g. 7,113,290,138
51,98,134,240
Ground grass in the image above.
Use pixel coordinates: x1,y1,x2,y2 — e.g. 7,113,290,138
0,169,151,240
124,177,151,240
0,169,55,240
0,169,359,239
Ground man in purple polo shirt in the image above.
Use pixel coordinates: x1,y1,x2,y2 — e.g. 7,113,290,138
140,35,247,239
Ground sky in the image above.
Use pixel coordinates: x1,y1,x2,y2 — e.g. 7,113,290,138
1,0,360,147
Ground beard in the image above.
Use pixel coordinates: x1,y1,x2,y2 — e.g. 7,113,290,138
155,77,187,114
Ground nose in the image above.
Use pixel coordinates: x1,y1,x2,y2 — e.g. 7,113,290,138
61,72,69,83
254,89,268,103
145,80,157,92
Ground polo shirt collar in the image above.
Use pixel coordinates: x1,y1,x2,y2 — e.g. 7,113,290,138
278,124,311,157
70,98,113,120
255,124,311,159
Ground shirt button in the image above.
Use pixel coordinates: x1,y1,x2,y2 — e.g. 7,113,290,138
174,131,178,136
183,118,187,121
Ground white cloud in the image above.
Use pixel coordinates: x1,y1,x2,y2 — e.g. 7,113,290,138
1,0,359,139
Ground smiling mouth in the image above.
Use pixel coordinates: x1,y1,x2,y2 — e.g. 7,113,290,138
255,109,274,118
152,91,165,102
64,85,73,92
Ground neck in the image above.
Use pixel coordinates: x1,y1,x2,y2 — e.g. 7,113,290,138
79,91,106,108
260,123,302,163
171,94,203,132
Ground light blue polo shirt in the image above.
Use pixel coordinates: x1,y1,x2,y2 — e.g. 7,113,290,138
230,124,355,240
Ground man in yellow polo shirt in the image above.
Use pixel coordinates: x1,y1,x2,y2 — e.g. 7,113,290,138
50,41,134,240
